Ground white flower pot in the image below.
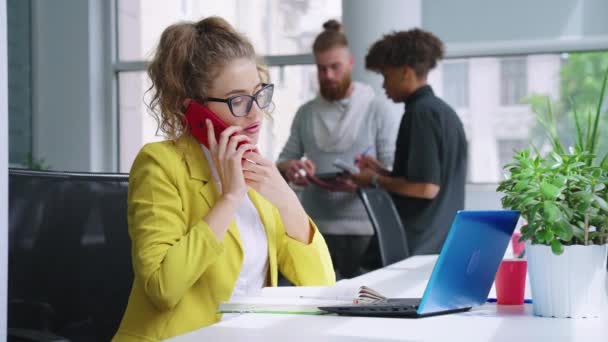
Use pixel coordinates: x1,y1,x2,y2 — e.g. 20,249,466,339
526,242,608,318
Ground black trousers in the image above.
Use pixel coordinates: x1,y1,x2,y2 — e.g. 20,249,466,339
324,235,373,279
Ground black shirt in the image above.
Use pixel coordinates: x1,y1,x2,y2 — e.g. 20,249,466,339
391,85,467,255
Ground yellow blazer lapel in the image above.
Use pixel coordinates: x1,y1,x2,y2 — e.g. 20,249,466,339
248,189,278,287
178,135,243,256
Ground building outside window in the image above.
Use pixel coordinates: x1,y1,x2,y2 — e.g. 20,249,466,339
500,57,528,106
442,61,469,109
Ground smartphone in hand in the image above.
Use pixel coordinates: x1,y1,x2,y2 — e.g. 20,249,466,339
333,158,360,174
184,100,231,148
185,99,259,151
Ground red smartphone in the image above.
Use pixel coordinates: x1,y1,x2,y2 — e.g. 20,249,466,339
184,100,230,148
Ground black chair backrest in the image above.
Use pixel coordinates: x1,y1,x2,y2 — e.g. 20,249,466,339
8,169,132,341
357,187,410,266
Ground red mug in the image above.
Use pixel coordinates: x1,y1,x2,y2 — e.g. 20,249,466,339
495,259,527,305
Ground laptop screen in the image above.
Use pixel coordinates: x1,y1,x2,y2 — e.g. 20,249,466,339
417,210,520,315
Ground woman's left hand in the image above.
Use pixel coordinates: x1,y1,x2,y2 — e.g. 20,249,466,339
242,151,312,243
241,151,296,208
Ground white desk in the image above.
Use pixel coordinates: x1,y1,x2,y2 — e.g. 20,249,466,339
167,256,608,342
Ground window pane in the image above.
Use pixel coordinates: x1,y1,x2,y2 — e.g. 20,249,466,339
7,0,32,167
263,65,318,161
118,72,163,173
430,51,608,183
500,58,528,106
442,61,468,109
117,0,341,61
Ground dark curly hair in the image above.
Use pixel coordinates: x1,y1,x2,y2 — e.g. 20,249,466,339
365,28,444,78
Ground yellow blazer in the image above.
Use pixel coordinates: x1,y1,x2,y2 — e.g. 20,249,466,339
113,135,335,341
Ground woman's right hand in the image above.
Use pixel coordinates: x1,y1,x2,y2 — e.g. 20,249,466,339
206,119,256,200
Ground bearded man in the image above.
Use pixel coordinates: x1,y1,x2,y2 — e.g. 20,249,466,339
277,20,398,279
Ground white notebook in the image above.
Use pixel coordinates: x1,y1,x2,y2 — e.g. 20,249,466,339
218,285,386,315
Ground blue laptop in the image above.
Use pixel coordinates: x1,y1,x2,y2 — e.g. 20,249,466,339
319,210,520,318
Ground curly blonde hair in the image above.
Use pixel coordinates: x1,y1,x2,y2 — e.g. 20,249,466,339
146,16,265,140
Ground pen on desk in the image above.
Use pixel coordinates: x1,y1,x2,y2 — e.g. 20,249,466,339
486,298,533,304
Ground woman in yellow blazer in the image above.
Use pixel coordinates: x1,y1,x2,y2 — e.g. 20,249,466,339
113,17,335,342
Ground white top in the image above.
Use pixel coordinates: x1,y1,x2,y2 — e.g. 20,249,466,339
200,146,269,305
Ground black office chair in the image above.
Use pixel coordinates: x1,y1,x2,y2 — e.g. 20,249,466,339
357,187,410,266
8,169,132,342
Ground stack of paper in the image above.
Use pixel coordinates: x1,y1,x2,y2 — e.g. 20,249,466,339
218,296,350,315
218,285,387,315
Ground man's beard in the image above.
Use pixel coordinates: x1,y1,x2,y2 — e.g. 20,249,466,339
319,73,352,101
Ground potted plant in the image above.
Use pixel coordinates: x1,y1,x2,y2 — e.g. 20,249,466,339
497,67,608,318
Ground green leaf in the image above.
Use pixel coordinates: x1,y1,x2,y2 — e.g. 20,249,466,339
573,191,593,202
550,152,563,164
541,181,561,200
572,225,585,241
553,175,567,187
585,111,593,153
522,198,540,209
577,201,592,214
593,195,608,212
543,201,561,223
551,240,564,255
589,65,608,154
601,153,608,172
572,99,584,149
541,229,555,242
554,220,574,242
514,180,530,192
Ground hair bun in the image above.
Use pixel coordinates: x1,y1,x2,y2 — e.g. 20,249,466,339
322,19,342,32
195,16,234,35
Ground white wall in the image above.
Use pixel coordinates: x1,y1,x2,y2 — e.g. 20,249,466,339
31,0,114,172
1,0,8,338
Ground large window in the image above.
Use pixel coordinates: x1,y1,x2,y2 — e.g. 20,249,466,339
112,2,607,183
431,52,608,183
116,0,340,171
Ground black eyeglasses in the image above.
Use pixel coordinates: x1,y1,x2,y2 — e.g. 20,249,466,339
206,83,274,117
